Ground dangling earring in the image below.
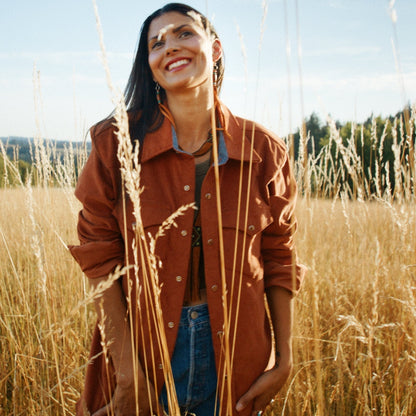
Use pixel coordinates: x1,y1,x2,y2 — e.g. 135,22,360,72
155,82,161,104
155,82,176,127
213,63,218,88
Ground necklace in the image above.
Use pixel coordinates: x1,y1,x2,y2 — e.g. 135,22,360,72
181,130,213,157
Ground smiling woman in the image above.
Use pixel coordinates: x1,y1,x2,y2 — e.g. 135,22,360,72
69,3,305,416
121,3,225,147
147,11,223,154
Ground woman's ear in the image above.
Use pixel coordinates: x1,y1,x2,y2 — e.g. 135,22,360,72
212,38,223,62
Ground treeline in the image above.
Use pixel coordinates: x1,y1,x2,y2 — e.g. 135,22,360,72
291,105,415,200
0,137,90,187
0,137,91,163
1,107,415,200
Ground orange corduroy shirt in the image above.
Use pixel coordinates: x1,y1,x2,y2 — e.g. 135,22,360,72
69,103,305,416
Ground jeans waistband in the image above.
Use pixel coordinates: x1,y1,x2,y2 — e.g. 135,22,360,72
179,303,209,326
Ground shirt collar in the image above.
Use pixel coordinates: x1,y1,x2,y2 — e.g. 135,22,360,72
140,102,262,165
140,118,174,163
219,102,262,164
171,127,229,166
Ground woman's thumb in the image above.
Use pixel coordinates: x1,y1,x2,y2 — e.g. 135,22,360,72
236,390,254,412
92,404,111,416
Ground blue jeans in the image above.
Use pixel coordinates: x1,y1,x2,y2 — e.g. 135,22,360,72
160,304,218,416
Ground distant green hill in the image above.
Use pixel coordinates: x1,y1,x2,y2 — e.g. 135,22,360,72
0,136,90,164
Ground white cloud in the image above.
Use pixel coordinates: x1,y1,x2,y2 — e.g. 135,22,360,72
0,51,133,63
328,0,348,10
301,71,416,93
304,45,382,58
245,68,416,94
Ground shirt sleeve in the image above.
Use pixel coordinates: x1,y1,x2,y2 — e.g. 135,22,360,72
262,151,306,295
68,130,125,279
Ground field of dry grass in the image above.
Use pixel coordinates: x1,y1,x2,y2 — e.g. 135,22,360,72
1,182,415,414
288,197,416,415
2,1,415,413
0,188,87,415
1,30,415,410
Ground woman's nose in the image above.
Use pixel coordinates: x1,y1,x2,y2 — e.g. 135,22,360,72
165,38,179,55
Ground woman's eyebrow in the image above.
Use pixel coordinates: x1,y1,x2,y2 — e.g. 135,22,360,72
149,24,192,43
172,24,192,33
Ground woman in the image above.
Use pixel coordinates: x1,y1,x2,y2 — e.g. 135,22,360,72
69,3,305,416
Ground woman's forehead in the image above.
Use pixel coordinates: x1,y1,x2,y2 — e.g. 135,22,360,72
148,12,203,41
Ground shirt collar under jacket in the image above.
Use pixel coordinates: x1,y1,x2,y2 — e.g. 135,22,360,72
139,102,262,165
171,126,228,166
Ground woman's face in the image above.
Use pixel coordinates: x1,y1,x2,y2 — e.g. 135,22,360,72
147,11,221,95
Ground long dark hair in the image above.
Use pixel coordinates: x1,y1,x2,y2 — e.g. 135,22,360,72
124,3,225,144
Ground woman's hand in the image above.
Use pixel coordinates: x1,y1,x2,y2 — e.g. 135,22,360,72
92,377,162,416
235,354,292,415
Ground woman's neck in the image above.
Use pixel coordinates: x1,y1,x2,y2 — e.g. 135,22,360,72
165,86,215,154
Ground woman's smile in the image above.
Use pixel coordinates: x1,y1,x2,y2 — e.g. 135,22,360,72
165,57,191,72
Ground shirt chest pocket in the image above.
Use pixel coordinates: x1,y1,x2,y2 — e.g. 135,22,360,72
126,201,174,267
221,200,273,278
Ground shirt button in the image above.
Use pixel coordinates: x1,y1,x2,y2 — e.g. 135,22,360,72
211,284,218,292
181,230,188,237
190,311,199,319
184,185,191,191
205,193,212,199
248,225,255,232
176,275,183,282
158,363,163,369
207,238,213,245
168,322,175,328
217,330,224,337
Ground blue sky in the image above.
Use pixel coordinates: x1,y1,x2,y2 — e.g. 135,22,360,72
1,0,415,141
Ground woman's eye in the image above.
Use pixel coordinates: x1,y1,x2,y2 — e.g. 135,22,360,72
150,41,164,50
179,31,193,39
